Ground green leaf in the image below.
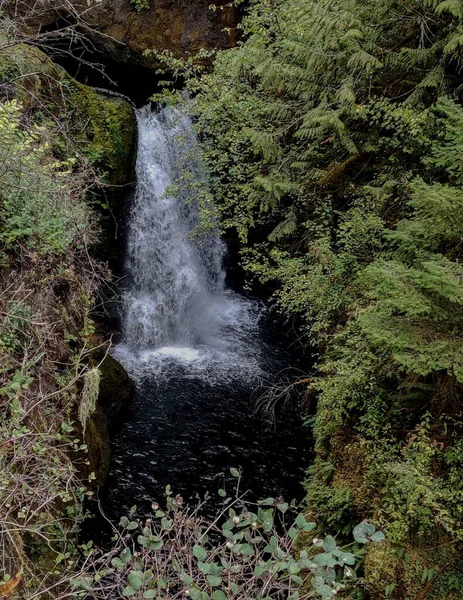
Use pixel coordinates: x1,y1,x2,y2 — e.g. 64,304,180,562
289,527,298,540
180,573,194,586
161,518,173,530
238,543,255,556
260,497,275,506
119,516,129,528
143,592,157,599
371,531,385,542
198,562,210,574
317,584,335,599
222,518,235,531
122,586,136,597
353,521,375,544
230,467,239,477
290,574,303,586
323,536,337,553
189,589,202,600
314,553,337,567
289,562,301,575
71,578,93,591
193,545,208,562
138,535,163,550
111,557,125,569
218,488,227,497
260,509,274,532
295,513,307,528
207,575,222,586
212,592,227,600
120,548,132,564
128,571,144,591
209,563,223,576
277,502,289,513
338,552,355,565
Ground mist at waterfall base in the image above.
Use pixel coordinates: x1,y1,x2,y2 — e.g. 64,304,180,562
102,105,309,523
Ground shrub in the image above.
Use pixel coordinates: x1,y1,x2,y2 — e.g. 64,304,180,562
71,473,384,600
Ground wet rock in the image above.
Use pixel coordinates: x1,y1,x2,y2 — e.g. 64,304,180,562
19,0,239,64
86,352,135,486
86,406,112,486
97,352,135,421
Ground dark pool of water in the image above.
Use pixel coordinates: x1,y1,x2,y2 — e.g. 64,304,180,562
87,314,311,541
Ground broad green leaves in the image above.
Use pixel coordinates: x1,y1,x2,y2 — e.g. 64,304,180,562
353,522,385,544
77,489,383,599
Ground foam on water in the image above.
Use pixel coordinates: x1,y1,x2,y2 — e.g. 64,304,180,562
115,104,266,382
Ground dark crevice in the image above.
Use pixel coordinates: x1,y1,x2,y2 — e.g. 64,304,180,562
40,29,161,106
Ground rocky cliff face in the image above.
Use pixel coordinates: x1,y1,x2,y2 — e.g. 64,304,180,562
21,0,238,63
89,0,237,58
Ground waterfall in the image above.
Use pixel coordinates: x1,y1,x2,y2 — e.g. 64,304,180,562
114,104,264,381
102,104,308,522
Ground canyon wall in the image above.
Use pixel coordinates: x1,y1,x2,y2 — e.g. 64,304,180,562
17,0,238,62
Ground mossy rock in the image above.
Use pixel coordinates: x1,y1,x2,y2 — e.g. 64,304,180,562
86,407,111,487
97,352,135,420
0,44,136,187
364,540,463,599
329,432,373,516
84,353,134,486
306,428,374,532
63,79,136,187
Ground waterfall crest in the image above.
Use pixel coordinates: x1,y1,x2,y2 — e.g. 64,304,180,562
115,104,264,381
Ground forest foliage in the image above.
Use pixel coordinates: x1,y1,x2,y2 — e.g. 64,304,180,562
152,0,463,596
0,12,127,597
2,0,463,596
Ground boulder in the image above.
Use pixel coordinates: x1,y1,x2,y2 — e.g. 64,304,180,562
86,352,135,485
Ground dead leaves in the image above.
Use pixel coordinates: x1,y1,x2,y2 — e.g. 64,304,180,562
0,573,21,598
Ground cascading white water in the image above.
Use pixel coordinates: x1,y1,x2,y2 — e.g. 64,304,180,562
99,105,309,523
114,104,264,381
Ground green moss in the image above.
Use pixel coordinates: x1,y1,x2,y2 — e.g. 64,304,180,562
0,44,136,187
66,80,136,186
364,541,463,600
363,541,398,598
130,0,150,12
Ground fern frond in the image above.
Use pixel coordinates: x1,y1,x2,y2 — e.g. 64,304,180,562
435,0,463,18
268,209,298,241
